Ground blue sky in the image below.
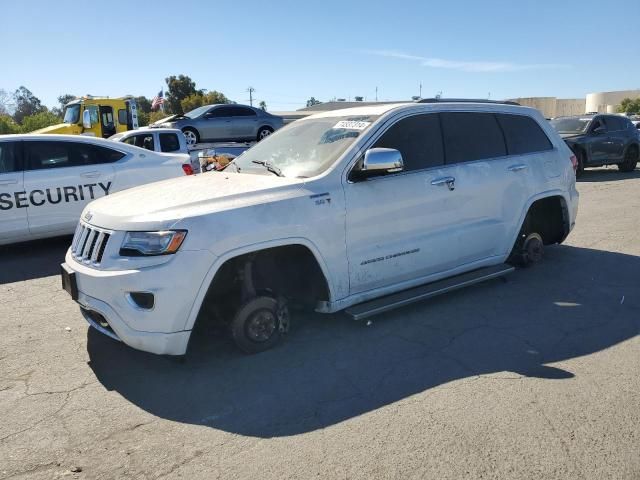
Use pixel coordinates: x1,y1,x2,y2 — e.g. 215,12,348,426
2,0,639,112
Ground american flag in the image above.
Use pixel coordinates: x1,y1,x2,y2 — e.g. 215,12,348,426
151,90,164,110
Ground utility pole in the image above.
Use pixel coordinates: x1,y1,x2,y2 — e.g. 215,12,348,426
247,86,255,106
375,86,378,102
419,82,422,99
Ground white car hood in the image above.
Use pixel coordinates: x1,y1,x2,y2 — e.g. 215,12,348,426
83,172,308,231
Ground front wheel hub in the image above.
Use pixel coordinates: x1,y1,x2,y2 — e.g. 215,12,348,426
523,233,543,264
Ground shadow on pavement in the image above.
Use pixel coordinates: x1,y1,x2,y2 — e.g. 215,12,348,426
577,167,640,183
0,235,72,285
87,245,640,438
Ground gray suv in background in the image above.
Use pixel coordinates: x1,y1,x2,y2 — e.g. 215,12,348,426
150,104,284,146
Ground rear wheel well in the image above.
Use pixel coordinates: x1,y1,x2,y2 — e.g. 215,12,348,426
520,196,569,246
193,245,330,333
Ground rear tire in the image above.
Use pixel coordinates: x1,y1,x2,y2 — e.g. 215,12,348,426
618,145,638,172
257,126,273,142
231,296,289,354
508,232,544,268
182,128,199,147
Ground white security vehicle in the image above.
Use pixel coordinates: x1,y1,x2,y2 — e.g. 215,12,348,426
61,100,579,356
0,134,189,245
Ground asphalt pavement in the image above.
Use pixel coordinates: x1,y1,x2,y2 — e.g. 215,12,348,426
0,167,639,479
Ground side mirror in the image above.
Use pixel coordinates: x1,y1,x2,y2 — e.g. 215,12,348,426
592,125,606,135
361,148,404,175
82,110,92,129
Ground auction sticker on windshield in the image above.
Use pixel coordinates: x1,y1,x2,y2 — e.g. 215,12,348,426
333,120,371,130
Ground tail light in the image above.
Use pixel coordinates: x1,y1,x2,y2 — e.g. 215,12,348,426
570,154,578,173
182,164,194,176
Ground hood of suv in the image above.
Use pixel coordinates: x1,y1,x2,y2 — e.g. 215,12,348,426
83,172,308,231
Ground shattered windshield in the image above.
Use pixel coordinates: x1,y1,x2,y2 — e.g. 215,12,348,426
231,115,379,178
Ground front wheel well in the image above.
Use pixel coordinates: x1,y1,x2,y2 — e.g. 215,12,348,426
193,245,330,332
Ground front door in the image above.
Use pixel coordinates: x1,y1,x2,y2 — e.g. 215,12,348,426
23,140,117,236
0,141,28,243
586,117,609,163
200,106,234,141
345,113,455,294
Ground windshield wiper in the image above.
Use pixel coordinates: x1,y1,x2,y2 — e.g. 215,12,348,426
251,160,283,177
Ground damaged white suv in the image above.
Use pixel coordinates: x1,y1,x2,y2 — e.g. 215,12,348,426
61,100,579,356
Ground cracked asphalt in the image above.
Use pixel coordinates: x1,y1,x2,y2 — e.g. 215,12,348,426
1,167,639,479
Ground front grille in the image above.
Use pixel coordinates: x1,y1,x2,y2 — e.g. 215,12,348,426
71,222,111,265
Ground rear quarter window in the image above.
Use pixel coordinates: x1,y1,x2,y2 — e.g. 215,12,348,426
159,133,180,152
497,114,553,155
441,112,506,164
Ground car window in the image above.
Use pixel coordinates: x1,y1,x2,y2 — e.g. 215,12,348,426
604,116,625,132
496,114,553,155
0,142,19,173
590,118,605,132
69,143,125,165
230,107,256,117
25,141,71,170
441,112,507,164
209,106,235,118
123,134,154,151
372,113,444,171
159,133,180,152
25,141,125,170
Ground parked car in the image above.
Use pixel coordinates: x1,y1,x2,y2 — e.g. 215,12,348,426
109,128,195,173
149,104,284,146
61,100,578,356
0,134,190,245
550,114,639,175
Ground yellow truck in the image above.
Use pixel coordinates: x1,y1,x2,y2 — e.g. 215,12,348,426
35,95,139,138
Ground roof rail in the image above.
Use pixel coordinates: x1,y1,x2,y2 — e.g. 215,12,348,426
416,98,520,106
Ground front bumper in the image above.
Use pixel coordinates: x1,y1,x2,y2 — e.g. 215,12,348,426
63,247,216,355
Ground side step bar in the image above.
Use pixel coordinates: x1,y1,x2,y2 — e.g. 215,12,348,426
345,264,515,321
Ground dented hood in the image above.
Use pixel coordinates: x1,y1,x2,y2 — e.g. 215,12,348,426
83,172,307,231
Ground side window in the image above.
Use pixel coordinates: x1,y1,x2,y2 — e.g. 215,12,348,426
85,105,99,125
124,134,154,150
441,112,506,164
117,109,128,125
159,133,180,152
372,113,444,172
232,107,257,117
101,108,114,126
69,143,126,165
209,106,235,118
0,142,19,173
604,116,624,132
25,141,70,170
497,114,553,155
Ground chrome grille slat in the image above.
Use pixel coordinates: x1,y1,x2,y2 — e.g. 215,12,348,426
70,222,112,267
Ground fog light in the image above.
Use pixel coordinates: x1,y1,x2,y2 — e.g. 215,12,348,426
128,292,155,310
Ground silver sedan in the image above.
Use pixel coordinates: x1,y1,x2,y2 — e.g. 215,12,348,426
151,104,284,146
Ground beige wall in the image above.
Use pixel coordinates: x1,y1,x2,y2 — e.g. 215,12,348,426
585,90,640,114
555,99,585,117
508,97,585,118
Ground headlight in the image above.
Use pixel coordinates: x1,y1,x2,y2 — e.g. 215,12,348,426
120,230,187,256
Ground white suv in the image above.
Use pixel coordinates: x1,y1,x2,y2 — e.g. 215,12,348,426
61,100,579,356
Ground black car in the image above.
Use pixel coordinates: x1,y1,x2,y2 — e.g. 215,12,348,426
550,114,639,176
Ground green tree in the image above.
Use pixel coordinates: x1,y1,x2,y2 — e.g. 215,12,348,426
259,100,267,111
19,110,61,132
0,114,20,134
617,97,640,115
180,90,230,113
0,89,12,116
165,75,200,114
135,96,152,114
148,110,170,125
306,97,321,108
13,86,45,124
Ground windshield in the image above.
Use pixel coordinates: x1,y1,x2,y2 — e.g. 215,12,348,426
550,117,591,134
184,105,212,119
231,115,380,178
62,104,81,124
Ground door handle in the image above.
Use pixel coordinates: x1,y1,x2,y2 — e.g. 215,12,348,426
0,179,18,186
80,171,101,178
508,164,528,172
431,176,455,191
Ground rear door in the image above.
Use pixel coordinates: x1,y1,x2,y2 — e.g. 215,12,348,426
586,117,609,163
23,140,121,236
0,141,29,243
603,116,626,161
228,106,258,140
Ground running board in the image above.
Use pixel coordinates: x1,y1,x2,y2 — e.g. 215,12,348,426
345,264,515,321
